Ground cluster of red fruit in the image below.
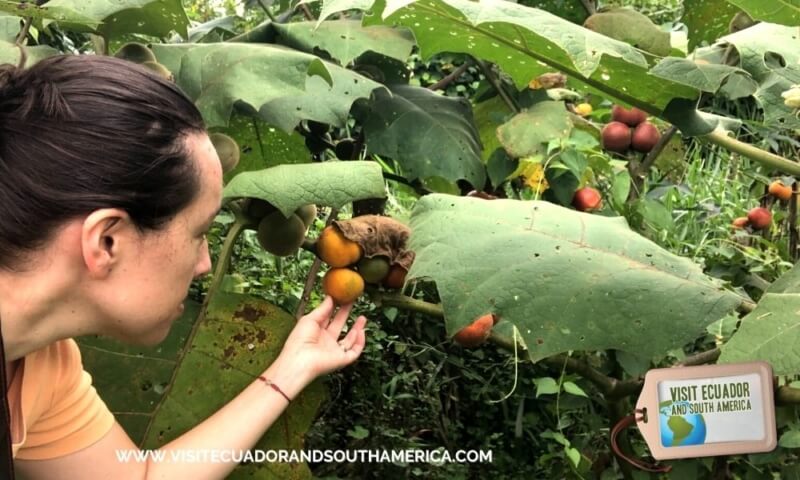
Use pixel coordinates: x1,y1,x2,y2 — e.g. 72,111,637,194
731,181,795,231
602,106,661,154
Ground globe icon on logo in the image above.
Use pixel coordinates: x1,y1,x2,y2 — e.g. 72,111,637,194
659,401,707,447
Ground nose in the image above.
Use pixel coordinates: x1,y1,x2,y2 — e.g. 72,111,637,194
194,238,213,279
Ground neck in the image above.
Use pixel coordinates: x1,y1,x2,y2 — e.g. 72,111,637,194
0,266,95,363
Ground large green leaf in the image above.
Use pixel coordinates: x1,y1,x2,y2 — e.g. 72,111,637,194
727,0,800,26
356,85,485,188
649,57,758,99
319,0,700,115
406,195,744,362
719,22,800,129
583,7,671,56
683,0,740,50
80,293,326,479
223,160,386,217
0,0,190,39
150,43,383,131
272,20,415,65
213,114,311,185
719,262,800,375
496,100,572,159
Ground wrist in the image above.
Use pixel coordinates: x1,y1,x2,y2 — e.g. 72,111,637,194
260,354,314,401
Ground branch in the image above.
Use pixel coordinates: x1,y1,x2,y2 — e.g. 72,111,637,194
382,172,433,196
704,127,800,177
428,61,471,91
628,126,678,201
15,17,32,46
295,208,338,318
367,289,444,318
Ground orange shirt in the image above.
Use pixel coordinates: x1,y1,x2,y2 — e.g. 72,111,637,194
8,338,116,459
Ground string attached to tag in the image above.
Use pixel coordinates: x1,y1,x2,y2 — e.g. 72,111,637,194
609,409,671,473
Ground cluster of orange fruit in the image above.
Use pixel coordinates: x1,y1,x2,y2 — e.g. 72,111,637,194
317,225,408,305
731,181,795,231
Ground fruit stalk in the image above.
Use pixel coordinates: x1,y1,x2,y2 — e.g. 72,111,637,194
295,208,339,319
205,217,248,306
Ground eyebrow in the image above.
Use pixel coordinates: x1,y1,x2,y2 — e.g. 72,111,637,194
202,206,222,230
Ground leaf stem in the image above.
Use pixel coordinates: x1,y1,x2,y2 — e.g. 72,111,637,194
703,128,800,176
475,58,519,113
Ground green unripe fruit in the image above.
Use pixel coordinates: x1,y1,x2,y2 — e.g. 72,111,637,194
210,133,240,174
356,256,391,284
140,61,173,81
295,204,317,228
247,198,277,222
256,211,306,256
114,42,156,64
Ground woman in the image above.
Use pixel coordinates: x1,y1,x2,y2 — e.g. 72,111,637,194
0,54,368,479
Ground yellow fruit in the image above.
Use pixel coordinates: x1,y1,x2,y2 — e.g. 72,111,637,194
317,225,362,267
574,103,593,117
356,256,391,284
323,268,365,305
210,133,240,174
256,211,306,256
114,42,156,64
453,314,496,348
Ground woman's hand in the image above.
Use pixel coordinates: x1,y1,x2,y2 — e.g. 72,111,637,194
276,295,368,382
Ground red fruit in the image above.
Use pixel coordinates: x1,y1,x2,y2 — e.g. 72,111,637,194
382,264,408,289
611,105,648,127
731,217,749,229
453,314,495,348
602,121,632,153
572,187,602,212
747,207,772,230
631,122,661,153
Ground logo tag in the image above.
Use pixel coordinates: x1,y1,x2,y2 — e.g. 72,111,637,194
635,361,776,459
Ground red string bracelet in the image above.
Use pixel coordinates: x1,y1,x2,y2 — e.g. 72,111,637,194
257,376,291,403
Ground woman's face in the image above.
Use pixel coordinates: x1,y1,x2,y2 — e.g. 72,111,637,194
97,132,223,346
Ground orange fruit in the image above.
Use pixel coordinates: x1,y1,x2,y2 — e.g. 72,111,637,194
317,225,362,267
323,268,365,305
731,217,749,229
574,103,593,117
768,181,793,201
382,264,408,289
453,314,496,348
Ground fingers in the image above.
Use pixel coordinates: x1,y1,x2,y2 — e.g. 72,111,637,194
304,296,334,325
327,302,354,333
338,315,367,351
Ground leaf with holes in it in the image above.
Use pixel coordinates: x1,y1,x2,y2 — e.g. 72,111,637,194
222,160,386,218
150,43,384,131
212,114,311,185
496,101,572,159
719,261,800,375
1,0,191,39
719,22,800,129
583,7,671,56
356,84,485,189
317,0,699,115
727,0,800,26
272,20,415,66
406,195,744,362
682,0,739,50
79,292,326,479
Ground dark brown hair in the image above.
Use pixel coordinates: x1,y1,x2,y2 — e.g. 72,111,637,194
0,54,207,272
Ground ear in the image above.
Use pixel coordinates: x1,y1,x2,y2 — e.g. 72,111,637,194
81,209,131,278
